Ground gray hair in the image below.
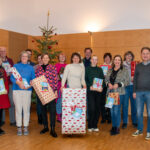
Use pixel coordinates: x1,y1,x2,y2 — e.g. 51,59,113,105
19,51,29,61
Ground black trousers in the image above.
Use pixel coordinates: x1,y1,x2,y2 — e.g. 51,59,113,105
87,91,102,128
0,109,3,127
40,100,56,128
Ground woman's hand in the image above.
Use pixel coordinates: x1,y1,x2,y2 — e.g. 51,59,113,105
133,93,136,99
83,85,86,89
90,86,94,91
96,88,103,93
113,84,118,89
61,86,65,92
131,76,134,82
108,83,113,90
54,91,58,98
30,80,33,86
16,80,25,89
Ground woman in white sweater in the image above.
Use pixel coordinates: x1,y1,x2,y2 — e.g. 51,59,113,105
61,52,86,89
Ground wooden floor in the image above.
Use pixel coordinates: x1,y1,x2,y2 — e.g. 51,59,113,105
0,105,150,150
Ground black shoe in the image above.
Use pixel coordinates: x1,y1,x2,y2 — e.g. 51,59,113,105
111,127,120,135
40,127,49,134
110,127,115,133
0,128,5,135
132,123,137,128
101,120,106,124
50,126,57,138
116,128,120,135
0,121,5,126
110,127,116,135
122,123,127,129
10,122,16,126
107,120,111,124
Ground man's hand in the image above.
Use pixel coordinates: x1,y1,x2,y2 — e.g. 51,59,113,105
133,93,136,99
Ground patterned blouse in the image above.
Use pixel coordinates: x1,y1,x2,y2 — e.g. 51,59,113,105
35,64,58,91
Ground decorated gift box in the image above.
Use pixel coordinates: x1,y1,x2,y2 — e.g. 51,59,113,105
32,75,57,105
10,67,22,81
0,78,7,95
10,67,31,88
100,65,111,76
92,78,103,90
62,88,86,134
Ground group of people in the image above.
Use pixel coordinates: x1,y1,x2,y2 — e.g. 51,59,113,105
0,46,150,140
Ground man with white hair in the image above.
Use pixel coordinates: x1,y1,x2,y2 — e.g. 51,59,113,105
0,46,16,126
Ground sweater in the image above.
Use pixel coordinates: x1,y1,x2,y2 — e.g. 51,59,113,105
85,66,105,91
83,57,91,68
35,64,58,91
10,63,35,91
61,63,86,88
133,62,150,92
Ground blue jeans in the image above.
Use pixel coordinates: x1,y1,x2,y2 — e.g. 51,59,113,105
136,91,150,132
123,85,137,124
111,95,124,128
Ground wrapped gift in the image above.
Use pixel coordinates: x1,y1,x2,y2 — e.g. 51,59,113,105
100,65,111,76
0,78,7,95
131,61,140,77
105,92,120,108
2,62,11,75
32,75,57,105
62,88,86,134
10,67,22,81
92,78,103,90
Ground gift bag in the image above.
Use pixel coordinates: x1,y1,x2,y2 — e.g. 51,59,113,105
0,78,7,95
32,75,57,105
105,92,120,108
62,88,86,134
131,61,140,77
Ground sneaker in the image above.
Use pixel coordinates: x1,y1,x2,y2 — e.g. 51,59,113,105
132,130,143,137
93,128,99,132
17,127,22,136
23,127,29,135
145,133,150,140
88,128,93,132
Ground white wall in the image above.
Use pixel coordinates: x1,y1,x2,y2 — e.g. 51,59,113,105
1,0,150,35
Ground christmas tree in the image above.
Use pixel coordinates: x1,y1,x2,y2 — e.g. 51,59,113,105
32,11,61,64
